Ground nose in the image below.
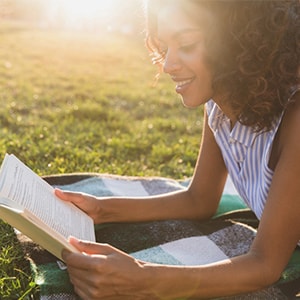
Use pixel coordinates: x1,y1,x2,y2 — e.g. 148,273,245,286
163,48,182,74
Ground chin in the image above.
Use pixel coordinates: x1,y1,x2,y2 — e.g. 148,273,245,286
181,97,204,108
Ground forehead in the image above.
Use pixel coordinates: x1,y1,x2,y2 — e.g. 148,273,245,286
157,2,212,39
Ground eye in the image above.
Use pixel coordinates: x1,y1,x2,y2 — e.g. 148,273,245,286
179,42,198,53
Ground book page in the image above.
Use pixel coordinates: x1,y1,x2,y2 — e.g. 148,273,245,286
0,154,95,242
0,202,81,261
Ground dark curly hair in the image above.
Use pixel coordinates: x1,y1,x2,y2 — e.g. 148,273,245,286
146,0,300,131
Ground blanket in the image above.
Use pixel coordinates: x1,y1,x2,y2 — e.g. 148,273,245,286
20,174,300,300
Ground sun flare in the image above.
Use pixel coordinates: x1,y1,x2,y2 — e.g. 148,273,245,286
44,0,124,30
61,0,112,19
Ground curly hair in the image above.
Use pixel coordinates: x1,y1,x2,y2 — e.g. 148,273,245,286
146,0,300,131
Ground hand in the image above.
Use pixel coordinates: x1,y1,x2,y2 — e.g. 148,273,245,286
55,189,102,224
62,237,153,300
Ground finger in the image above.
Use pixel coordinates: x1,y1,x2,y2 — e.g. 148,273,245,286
71,278,102,300
62,249,105,270
69,269,117,300
54,188,87,204
68,266,97,286
66,258,108,293
54,188,90,208
69,276,90,300
68,236,117,255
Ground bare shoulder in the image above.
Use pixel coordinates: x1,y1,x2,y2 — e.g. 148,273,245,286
269,92,300,169
278,92,300,153
284,89,300,123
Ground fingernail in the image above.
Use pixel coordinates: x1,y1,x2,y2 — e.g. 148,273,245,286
62,249,71,260
68,235,79,243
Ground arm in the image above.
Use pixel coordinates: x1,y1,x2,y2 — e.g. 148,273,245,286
145,96,300,297
62,100,300,299
170,95,300,297
56,109,228,224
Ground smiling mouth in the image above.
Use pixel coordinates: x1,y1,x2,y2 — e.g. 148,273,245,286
172,77,195,88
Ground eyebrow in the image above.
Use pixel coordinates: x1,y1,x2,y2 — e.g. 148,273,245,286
158,28,202,41
173,28,202,38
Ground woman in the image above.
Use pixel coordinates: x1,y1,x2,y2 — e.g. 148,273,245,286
55,0,300,299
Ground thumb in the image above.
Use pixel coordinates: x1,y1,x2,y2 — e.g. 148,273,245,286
68,236,114,255
54,188,84,203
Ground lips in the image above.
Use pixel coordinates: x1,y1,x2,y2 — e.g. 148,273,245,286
172,76,195,91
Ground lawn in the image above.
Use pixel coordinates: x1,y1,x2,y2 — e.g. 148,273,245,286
0,21,203,298
0,21,203,178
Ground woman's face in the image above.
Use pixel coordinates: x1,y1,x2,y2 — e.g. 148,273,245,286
157,3,214,108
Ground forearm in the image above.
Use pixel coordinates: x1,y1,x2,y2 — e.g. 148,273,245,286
97,189,214,224
141,252,278,299
95,118,227,225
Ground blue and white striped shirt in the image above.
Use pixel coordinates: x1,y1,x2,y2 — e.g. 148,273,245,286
206,100,282,220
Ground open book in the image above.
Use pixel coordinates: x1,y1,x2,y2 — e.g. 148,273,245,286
0,153,95,261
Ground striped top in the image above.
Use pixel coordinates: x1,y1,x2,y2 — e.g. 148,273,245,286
206,100,283,220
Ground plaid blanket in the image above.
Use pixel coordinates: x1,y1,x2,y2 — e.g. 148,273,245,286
20,174,300,300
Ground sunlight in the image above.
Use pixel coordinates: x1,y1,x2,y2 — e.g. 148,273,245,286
44,0,121,30
60,0,112,20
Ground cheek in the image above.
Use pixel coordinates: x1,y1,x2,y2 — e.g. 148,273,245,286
195,63,214,96
181,50,211,77
193,61,213,86
180,49,203,62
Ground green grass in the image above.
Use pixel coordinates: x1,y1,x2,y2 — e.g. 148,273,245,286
0,21,203,298
0,222,38,299
0,21,203,178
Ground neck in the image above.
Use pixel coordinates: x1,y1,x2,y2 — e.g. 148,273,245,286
213,97,238,129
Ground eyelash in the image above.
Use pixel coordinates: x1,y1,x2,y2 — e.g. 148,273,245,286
179,43,197,53
158,42,198,57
